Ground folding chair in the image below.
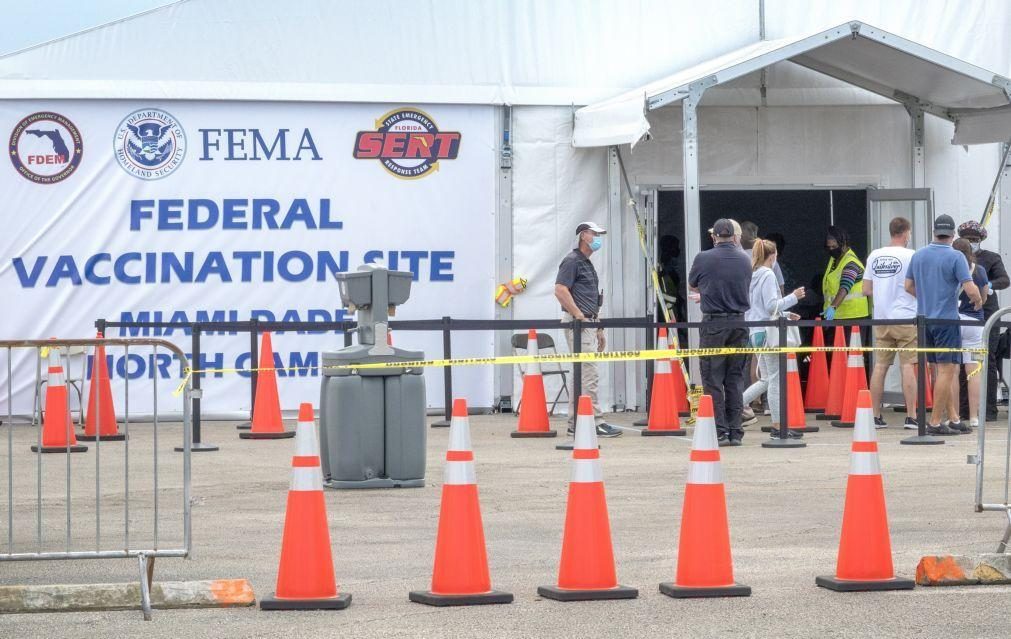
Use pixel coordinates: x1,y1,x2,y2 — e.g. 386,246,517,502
511,332,569,415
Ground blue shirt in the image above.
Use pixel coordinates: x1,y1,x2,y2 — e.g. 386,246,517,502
958,264,989,320
906,242,972,320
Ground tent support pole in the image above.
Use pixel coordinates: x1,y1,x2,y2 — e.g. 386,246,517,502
682,84,707,382
494,105,514,411
906,104,928,245
606,146,627,411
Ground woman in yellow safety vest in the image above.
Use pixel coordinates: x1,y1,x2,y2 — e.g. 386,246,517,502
821,226,869,320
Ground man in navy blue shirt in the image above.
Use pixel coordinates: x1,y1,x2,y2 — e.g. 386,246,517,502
905,214,982,435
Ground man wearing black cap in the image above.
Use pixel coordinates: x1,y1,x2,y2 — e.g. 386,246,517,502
905,214,982,435
688,218,752,445
555,221,621,437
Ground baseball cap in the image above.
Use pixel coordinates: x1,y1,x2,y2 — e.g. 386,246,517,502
933,214,956,237
709,218,735,238
575,221,607,235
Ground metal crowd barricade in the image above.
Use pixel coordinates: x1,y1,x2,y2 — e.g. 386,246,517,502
0,337,193,620
974,308,1011,552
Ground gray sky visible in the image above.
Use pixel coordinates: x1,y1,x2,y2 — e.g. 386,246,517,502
0,0,179,55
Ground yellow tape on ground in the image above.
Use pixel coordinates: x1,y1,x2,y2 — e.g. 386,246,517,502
172,345,986,396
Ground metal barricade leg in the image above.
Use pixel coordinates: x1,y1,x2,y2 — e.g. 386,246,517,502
138,552,155,620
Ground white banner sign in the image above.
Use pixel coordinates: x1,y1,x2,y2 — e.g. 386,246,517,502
0,101,496,416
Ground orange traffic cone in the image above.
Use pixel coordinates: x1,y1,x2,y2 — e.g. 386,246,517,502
761,353,818,434
832,329,869,429
240,332,294,440
816,390,914,591
660,395,750,598
643,328,686,437
32,340,87,454
79,333,125,442
512,329,557,438
539,396,637,601
668,331,691,417
261,403,350,610
805,319,830,413
411,399,513,606
817,327,848,421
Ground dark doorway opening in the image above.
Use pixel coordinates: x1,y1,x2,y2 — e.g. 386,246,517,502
657,189,868,324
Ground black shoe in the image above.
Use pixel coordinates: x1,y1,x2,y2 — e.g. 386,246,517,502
874,416,888,429
566,424,575,435
903,417,920,430
946,420,971,434
986,413,999,422
927,423,957,436
717,434,731,446
595,423,622,438
719,438,741,447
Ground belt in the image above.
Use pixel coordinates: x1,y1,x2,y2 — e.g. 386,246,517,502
703,312,743,319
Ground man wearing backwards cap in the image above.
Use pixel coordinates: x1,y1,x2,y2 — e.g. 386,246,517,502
688,218,752,446
905,214,982,435
554,221,621,437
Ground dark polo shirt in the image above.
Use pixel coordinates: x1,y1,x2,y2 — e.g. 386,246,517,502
687,242,751,315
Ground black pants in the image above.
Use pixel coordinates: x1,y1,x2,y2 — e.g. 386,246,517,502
700,323,749,440
959,312,1000,420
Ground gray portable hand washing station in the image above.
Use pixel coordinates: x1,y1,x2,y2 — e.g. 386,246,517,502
319,265,427,489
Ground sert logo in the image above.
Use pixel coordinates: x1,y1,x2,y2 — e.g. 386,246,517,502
8,112,83,184
353,108,461,179
114,108,187,180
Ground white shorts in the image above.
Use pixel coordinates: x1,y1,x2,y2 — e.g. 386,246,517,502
959,313,983,365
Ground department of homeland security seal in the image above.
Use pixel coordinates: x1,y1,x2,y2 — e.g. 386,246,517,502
353,107,461,179
114,108,186,180
8,112,83,184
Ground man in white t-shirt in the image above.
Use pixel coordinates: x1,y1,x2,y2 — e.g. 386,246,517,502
865,217,918,428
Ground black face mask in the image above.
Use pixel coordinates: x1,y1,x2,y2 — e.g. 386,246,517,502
827,246,843,259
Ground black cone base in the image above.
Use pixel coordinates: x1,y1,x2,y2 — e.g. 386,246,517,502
830,421,855,429
409,589,513,606
805,408,825,414
815,575,915,592
761,438,806,448
816,413,841,421
641,428,687,436
31,444,87,453
78,433,127,441
236,422,252,430
678,411,691,417
659,582,751,598
239,431,296,439
430,420,450,428
900,435,945,446
537,584,638,601
761,426,819,433
260,592,352,610
511,430,557,438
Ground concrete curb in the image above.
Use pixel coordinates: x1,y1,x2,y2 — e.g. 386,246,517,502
0,578,255,614
916,555,1011,586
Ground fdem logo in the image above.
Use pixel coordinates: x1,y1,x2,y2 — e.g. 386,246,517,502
8,112,83,184
353,108,461,179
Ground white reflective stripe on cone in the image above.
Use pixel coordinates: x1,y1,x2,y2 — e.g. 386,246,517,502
691,418,719,451
656,359,672,375
849,331,863,348
687,461,724,485
571,459,603,483
528,334,541,374
847,354,862,367
295,422,317,456
448,416,472,451
290,467,324,492
444,460,476,485
49,369,66,386
853,410,877,442
658,334,670,350
574,416,598,450
849,452,882,476
787,357,798,373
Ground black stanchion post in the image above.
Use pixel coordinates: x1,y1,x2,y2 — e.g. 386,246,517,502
431,316,452,428
178,323,218,452
763,317,805,449
237,318,258,430
557,318,582,451
96,318,107,337
902,315,943,445
633,312,653,426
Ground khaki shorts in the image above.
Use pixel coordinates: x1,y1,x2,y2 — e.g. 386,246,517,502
874,324,917,366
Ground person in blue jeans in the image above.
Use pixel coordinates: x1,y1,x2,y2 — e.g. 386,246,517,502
905,215,983,436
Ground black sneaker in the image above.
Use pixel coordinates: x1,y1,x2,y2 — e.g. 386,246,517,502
873,416,888,429
927,423,957,436
903,417,919,430
566,423,575,435
596,423,622,438
717,434,730,446
946,421,970,434
719,437,741,447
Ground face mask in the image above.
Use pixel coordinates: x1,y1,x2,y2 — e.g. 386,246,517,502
589,236,603,252
827,246,843,259
970,242,981,253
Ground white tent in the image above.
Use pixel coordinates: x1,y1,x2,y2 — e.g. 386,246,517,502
1,0,1009,414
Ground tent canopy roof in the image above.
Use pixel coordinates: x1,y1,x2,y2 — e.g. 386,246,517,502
573,21,1011,147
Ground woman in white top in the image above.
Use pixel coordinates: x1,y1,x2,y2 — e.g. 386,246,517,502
742,239,806,437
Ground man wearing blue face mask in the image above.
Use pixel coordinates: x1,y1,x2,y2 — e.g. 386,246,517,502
555,221,621,437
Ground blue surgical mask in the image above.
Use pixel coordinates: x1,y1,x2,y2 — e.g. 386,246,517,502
589,236,603,252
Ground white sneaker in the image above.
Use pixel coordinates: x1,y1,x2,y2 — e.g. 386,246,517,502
971,418,979,428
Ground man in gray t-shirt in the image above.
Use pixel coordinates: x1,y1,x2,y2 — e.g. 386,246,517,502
554,221,620,437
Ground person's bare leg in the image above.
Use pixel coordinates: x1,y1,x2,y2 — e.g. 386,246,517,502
869,362,891,419
899,362,917,416
930,363,956,426
948,372,959,424
966,363,981,424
